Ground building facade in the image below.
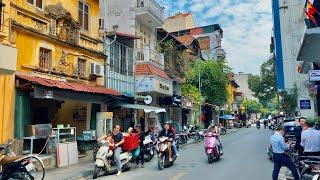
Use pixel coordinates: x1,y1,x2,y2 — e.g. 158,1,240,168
272,0,316,118
233,73,257,101
0,0,17,143
163,12,195,32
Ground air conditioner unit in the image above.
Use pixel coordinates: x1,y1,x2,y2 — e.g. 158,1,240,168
90,63,104,77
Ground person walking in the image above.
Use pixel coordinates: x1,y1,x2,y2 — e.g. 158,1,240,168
135,124,145,168
294,117,306,156
301,119,320,156
113,125,124,176
270,126,300,180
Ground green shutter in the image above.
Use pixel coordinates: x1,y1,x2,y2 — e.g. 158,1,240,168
14,90,31,138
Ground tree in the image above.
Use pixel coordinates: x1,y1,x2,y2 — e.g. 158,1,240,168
246,100,263,115
184,60,229,106
248,57,277,107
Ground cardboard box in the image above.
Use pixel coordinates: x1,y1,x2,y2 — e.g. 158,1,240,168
24,124,52,137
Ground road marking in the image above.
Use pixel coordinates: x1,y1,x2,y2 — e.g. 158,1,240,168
169,172,187,180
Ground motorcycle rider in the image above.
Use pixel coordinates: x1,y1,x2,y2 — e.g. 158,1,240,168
263,120,267,129
159,122,174,161
113,125,124,176
256,120,261,129
98,130,115,155
209,126,223,154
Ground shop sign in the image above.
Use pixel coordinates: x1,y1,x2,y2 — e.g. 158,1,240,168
309,70,320,81
300,100,311,109
172,95,182,106
34,87,53,99
135,78,153,92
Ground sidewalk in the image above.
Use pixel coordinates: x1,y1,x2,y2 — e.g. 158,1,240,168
45,159,94,180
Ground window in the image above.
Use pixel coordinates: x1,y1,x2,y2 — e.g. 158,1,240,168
78,1,89,31
27,0,43,9
120,45,127,75
0,0,4,30
99,18,104,30
77,58,86,77
39,48,51,69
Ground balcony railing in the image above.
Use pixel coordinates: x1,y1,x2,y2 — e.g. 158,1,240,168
136,0,164,22
136,45,164,69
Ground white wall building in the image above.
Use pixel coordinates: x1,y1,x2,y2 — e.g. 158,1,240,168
233,73,257,101
272,0,316,118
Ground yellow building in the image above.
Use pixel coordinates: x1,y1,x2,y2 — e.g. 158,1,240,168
163,12,195,32
226,73,240,113
0,0,17,143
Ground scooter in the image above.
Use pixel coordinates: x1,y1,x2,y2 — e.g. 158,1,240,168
256,124,260,130
157,137,177,170
300,158,320,180
204,132,223,163
143,135,156,162
0,140,45,180
93,140,132,179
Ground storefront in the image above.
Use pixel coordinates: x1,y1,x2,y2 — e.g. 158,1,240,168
15,73,122,168
182,97,194,127
135,74,173,131
159,94,182,130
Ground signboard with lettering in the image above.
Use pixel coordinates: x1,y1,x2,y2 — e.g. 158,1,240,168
299,100,311,109
135,78,153,93
309,70,320,82
136,77,173,95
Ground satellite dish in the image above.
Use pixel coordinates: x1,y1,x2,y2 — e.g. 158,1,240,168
144,95,152,105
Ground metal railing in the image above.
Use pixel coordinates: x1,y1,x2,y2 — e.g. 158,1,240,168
136,0,164,21
135,45,164,69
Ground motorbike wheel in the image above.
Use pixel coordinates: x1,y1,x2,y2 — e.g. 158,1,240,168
144,152,152,162
193,133,200,142
93,145,99,161
6,172,32,180
208,154,213,164
158,154,165,170
93,165,101,179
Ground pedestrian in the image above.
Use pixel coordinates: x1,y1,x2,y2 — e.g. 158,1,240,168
263,120,267,129
135,124,145,168
294,117,306,155
113,125,124,176
270,126,300,180
301,119,320,156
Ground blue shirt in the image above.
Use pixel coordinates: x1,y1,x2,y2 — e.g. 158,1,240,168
270,132,288,153
301,128,320,153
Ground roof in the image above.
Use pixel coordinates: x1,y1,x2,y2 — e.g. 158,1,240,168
16,73,122,96
176,35,196,46
135,64,169,80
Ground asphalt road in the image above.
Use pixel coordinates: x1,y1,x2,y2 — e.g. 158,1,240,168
97,127,274,180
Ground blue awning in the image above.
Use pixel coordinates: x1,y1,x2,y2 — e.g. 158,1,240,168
219,114,235,120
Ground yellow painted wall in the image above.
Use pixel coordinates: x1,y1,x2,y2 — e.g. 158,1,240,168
0,75,15,143
226,82,237,111
55,100,88,136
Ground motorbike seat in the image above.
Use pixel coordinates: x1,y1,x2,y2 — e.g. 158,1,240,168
0,155,24,166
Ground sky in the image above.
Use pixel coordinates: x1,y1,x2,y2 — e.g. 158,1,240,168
159,0,273,75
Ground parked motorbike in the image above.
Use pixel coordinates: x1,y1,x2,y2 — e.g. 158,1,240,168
185,125,200,142
300,157,320,180
143,135,156,162
0,140,45,180
176,131,188,144
157,137,177,170
220,127,227,135
93,140,132,179
204,132,223,163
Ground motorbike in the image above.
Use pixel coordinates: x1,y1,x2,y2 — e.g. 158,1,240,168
185,125,200,142
299,157,320,180
220,127,227,135
204,132,223,163
143,135,156,162
199,129,206,139
176,131,188,144
256,124,260,129
93,140,132,179
0,139,45,180
157,137,177,170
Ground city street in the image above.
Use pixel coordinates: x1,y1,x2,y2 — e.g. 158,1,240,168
97,127,274,180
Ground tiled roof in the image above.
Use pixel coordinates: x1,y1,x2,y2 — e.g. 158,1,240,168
135,64,169,80
176,35,195,46
16,73,122,96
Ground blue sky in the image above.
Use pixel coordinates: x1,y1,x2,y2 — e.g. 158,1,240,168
158,0,273,74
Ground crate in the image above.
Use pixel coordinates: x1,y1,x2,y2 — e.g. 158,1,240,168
122,133,139,151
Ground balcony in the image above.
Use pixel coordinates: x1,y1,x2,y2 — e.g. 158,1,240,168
136,45,164,69
135,0,164,28
215,49,226,60
297,27,320,63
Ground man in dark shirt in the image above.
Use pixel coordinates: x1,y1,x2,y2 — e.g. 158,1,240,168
113,125,124,176
135,124,145,168
294,117,306,155
159,122,174,161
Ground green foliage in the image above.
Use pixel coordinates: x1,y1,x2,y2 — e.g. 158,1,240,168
184,59,229,106
246,100,263,114
181,84,202,109
248,57,277,107
282,85,298,117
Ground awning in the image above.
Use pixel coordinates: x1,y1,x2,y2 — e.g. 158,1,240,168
297,27,320,63
118,103,166,113
219,114,235,120
16,73,122,96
